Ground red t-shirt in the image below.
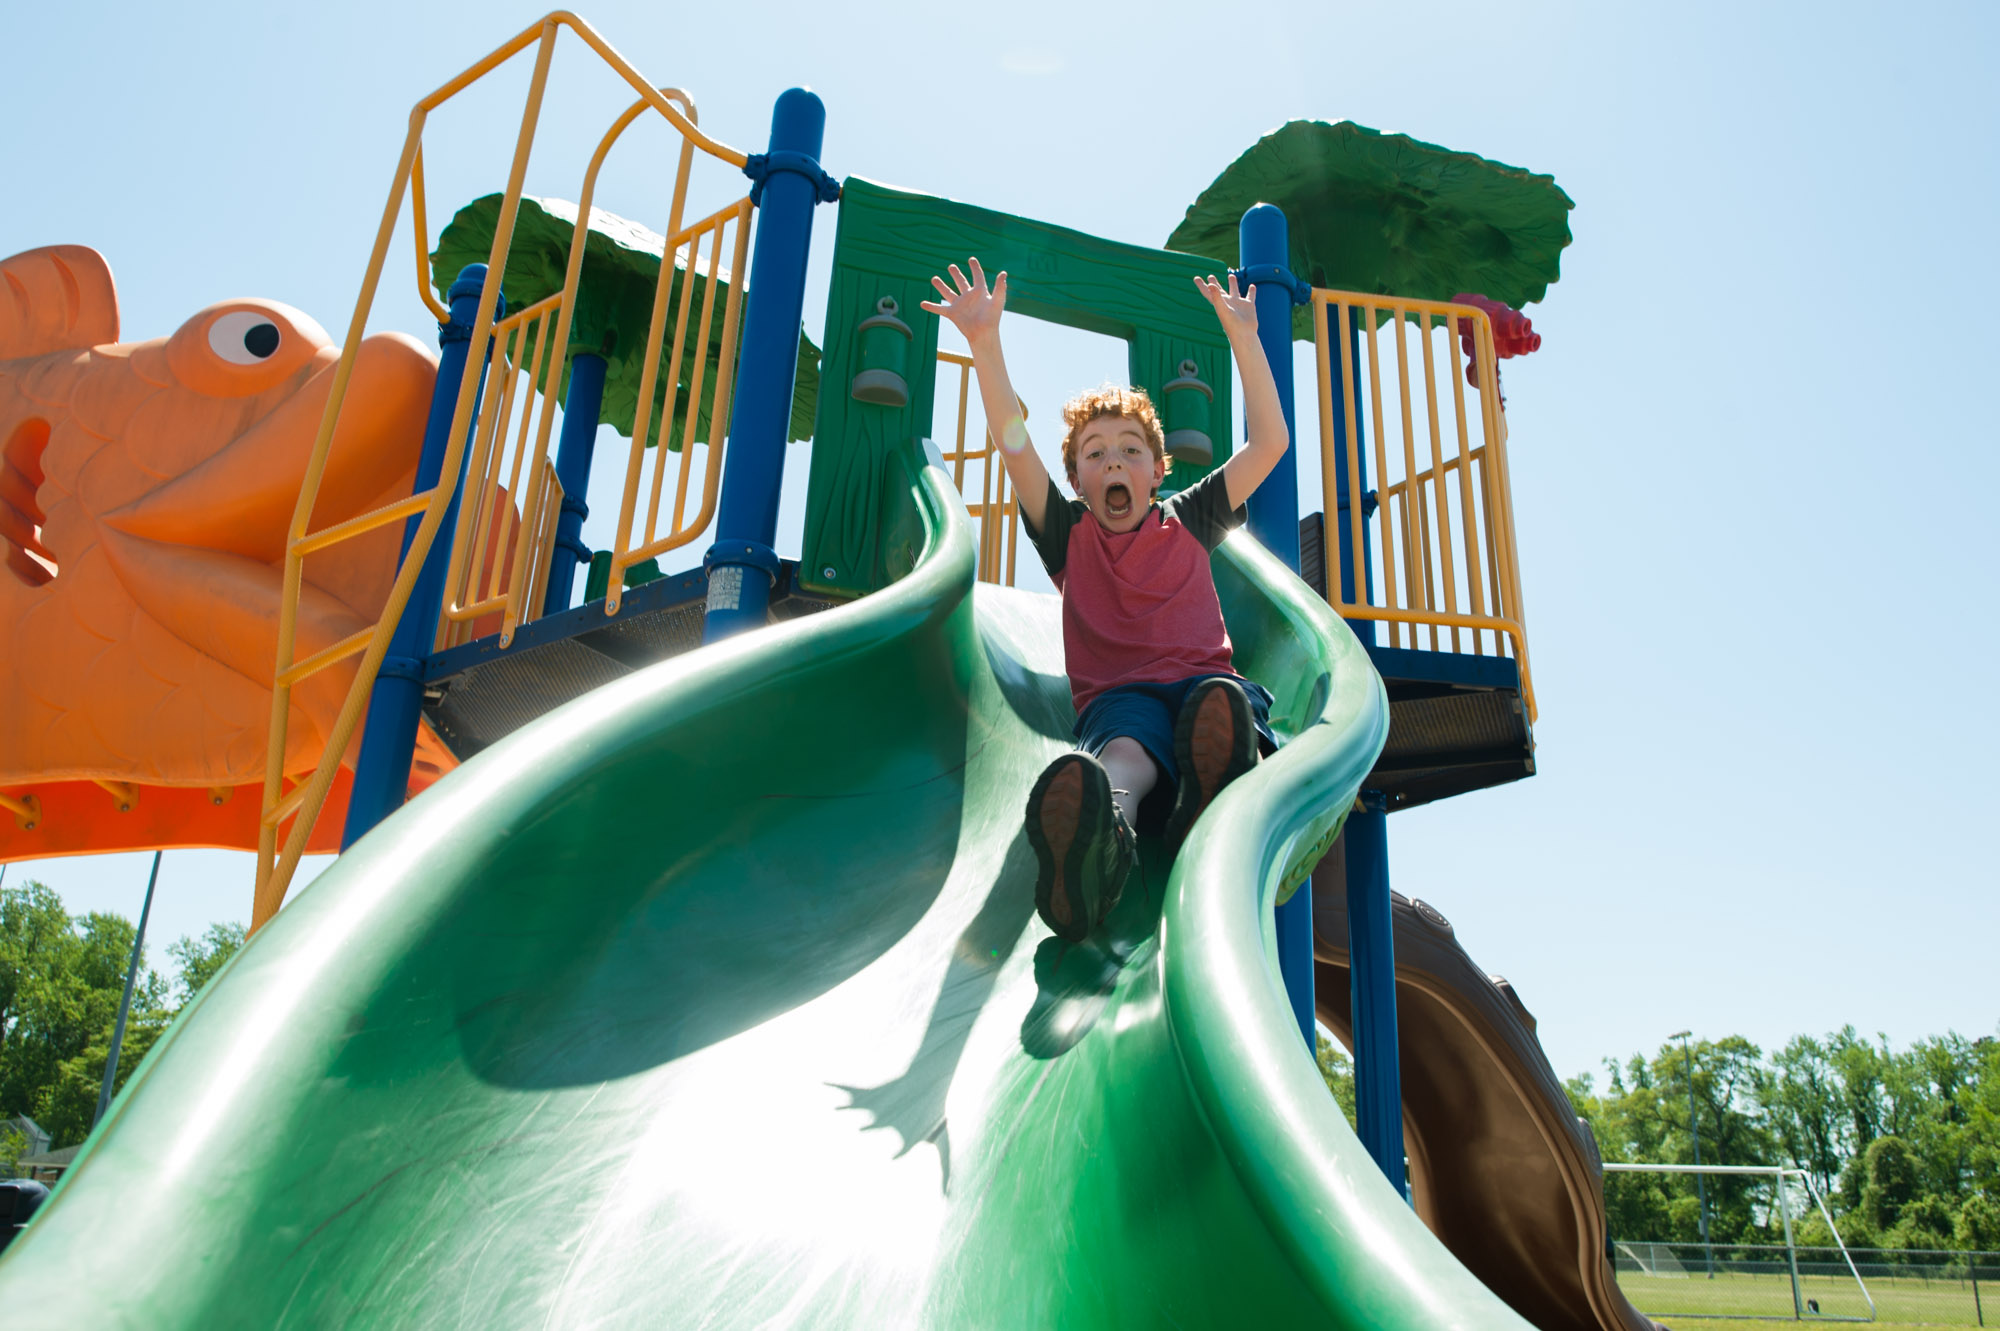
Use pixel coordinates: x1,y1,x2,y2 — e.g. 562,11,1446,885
1022,470,1245,713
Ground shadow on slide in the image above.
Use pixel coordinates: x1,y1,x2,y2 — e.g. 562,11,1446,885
0,441,1543,1328
1313,872,1666,1331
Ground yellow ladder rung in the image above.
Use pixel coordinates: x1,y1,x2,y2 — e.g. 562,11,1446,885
443,594,507,624
276,627,375,688
292,490,437,557
263,782,309,830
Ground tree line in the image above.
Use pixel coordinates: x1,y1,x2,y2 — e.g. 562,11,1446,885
1,880,244,1164
7,869,1994,1260
1566,1029,1999,1254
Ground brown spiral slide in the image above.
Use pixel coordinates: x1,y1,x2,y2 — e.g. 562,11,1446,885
1311,852,1668,1331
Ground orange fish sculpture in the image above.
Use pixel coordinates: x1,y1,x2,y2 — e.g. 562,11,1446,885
1,244,458,863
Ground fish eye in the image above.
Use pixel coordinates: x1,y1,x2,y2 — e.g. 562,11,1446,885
208,310,282,364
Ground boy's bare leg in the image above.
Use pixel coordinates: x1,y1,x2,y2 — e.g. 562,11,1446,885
1099,737,1158,828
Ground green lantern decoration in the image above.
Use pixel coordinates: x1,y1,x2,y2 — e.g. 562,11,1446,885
850,296,913,407
1160,359,1215,464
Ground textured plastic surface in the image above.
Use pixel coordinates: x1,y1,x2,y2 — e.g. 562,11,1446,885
0,445,1531,1329
1169,120,1574,340
0,243,459,862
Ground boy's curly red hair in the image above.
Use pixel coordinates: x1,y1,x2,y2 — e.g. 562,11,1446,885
1059,384,1169,482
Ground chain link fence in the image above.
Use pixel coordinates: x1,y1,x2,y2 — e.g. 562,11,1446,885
1611,1243,1999,1323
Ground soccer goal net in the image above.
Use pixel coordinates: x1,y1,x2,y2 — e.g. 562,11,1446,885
1603,1163,1880,1322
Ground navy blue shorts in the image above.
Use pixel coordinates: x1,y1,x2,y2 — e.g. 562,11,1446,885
1073,673,1278,832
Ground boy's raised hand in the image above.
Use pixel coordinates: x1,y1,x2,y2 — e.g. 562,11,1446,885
1194,273,1259,340
921,258,1008,346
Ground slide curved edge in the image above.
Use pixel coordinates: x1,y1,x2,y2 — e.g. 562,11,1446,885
0,443,980,1311
1165,536,1537,1329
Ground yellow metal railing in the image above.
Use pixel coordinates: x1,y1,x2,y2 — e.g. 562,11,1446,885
602,194,753,614
436,293,566,651
1309,288,1534,720
936,349,1021,587
255,12,753,928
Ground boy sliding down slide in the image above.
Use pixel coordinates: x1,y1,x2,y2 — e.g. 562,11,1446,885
922,258,1292,942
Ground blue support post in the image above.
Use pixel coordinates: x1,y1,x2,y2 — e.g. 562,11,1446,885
1306,260,1405,1194
1237,204,1302,572
1345,790,1406,1192
702,88,837,643
341,265,498,849
1236,204,1313,1052
543,350,607,614
1242,210,1405,1188
1333,320,1402,1184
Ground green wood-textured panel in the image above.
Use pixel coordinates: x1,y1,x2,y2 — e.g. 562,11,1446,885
803,179,1238,598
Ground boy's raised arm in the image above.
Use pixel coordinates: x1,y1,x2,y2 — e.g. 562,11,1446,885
1195,274,1292,511
921,259,1052,532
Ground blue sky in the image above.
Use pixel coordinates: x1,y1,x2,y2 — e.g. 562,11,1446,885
5,0,1996,1083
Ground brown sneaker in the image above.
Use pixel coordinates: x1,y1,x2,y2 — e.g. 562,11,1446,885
1165,678,1260,850
1026,753,1137,941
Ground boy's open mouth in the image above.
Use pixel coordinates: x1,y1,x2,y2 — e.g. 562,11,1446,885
1103,483,1133,518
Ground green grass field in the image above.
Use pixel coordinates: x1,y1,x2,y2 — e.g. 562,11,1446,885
1676,1323,1967,1330
1616,1269,1994,1326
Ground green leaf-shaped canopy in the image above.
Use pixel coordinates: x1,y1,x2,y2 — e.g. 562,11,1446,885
1166,120,1574,340
431,193,820,450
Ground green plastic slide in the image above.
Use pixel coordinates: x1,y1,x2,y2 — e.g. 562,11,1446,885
0,444,1534,1328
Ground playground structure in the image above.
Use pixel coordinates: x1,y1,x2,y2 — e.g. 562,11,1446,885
0,13,1655,1329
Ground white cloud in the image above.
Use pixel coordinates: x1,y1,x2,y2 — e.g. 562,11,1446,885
999,49,1064,77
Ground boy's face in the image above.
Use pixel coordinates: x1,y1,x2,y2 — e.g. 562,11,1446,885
1069,416,1166,534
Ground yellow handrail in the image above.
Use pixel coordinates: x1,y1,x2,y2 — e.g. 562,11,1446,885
602,196,754,613
254,13,754,929
436,293,564,649
935,349,1021,587
1309,288,1535,720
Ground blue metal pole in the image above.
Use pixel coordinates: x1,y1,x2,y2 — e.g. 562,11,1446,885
94,850,161,1130
1326,298,1401,1188
1346,789,1406,1192
702,87,834,643
1237,203,1313,1052
341,265,497,849
543,350,607,614
1237,204,1301,573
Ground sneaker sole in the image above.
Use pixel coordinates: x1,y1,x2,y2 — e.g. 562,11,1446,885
1167,681,1258,849
1027,755,1107,942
